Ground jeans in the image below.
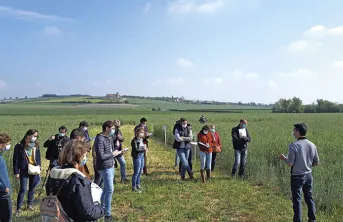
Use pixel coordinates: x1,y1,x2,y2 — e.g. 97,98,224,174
132,153,144,189
99,167,114,217
178,148,193,174
291,173,316,222
200,151,212,170
231,149,248,177
17,171,40,210
93,164,103,187
177,149,193,178
0,194,12,222
115,155,127,180
49,159,59,170
211,152,217,171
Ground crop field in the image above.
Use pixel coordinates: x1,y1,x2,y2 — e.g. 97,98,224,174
0,103,342,221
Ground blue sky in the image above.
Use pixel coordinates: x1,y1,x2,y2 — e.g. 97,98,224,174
1,0,343,104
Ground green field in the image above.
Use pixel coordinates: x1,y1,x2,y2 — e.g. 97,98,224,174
0,103,342,221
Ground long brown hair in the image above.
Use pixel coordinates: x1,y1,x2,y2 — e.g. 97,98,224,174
58,140,90,166
20,129,39,148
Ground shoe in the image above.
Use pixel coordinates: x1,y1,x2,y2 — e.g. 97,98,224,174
121,178,129,183
15,210,21,217
200,170,205,183
132,188,141,193
104,215,114,221
27,205,34,211
189,173,194,180
136,185,142,190
206,169,211,181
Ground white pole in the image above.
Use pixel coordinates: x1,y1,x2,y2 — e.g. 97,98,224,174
163,125,167,146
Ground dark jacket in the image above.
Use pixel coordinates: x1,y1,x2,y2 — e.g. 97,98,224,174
13,142,41,175
113,129,124,157
46,165,104,222
79,128,90,142
0,155,11,195
94,133,114,170
173,123,192,149
131,138,146,159
231,125,251,150
134,124,150,146
43,135,70,160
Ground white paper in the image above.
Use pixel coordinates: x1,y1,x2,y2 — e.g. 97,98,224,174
91,182,103,203
239,129,247,137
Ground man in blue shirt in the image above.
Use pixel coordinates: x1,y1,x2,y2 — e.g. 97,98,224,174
279,123,319,222
0,133,12,222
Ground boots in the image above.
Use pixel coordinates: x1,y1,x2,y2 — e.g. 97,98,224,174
143,167,148,175
200,170,205,183
206,169,211,181
189,172,194,180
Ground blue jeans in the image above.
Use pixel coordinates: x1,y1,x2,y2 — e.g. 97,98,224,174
291,173,316,222
177,149,193,179
200,151,212,170
132,153,144,189
115,155,127,180
99,167,114,217
17,171,40,210
0,194,12,222
231,149,248,177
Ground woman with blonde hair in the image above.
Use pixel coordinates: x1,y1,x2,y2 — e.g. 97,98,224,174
208,125,222,174
45,140,104,221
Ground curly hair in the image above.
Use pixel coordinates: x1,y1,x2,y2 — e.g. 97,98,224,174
0,133,11,144
58,140,90,166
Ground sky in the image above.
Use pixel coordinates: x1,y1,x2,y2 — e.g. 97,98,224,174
1,0,343,104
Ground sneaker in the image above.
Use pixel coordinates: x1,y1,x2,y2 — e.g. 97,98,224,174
15,210,21,217
27,205,34,211
136,185,142,190
132,188,141,193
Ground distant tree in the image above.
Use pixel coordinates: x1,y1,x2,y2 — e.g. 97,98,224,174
25,96,27,99
15,97,18,99
9,97,12,100
157,107,161,111
152,108,156,111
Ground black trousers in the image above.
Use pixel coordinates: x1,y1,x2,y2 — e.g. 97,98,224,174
0,194,12,222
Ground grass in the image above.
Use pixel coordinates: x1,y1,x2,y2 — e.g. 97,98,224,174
10,126,296,222
1,105,343,221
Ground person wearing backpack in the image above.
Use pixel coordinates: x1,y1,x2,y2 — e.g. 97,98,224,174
173,118,194,180
45,139,104,221
43,126,70,170
0,133,12,222
13,129,41,216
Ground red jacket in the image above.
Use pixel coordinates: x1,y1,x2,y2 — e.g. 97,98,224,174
210,132,222,152
197,131,214,153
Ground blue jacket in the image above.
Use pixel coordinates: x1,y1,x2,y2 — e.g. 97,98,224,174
46,165,104,221
94,133,114,170
13,142,41,175
0,155,11,195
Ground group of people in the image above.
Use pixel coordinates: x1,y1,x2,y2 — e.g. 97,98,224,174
0,117,320,222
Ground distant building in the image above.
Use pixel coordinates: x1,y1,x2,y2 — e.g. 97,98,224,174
106,92,120,98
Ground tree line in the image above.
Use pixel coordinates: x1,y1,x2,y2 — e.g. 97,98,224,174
272,97,343,113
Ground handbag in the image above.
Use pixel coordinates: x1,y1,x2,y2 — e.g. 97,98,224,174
213,145,222,153
24,147,41,175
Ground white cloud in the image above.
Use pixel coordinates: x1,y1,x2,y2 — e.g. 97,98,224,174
288,40,309,51
176,57,193,68
245,72,259,80
0,5,73,22
213,78,223,84
332,60,343,67
167,77,185,86
268,80,277,88
144,2,152,12
168,0,224,14
43,26,61,36
202,79,210,84
0,80,6,89
303,25,343,37
279,69,318,79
